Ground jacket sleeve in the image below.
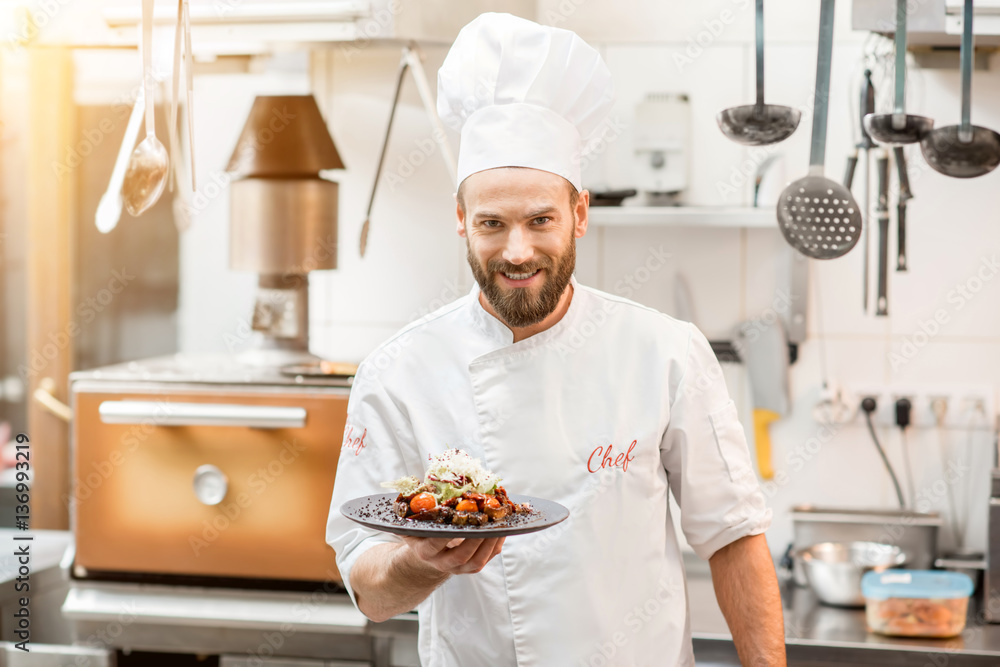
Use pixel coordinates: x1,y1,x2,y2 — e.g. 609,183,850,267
659,322,772,560
326,363,416,612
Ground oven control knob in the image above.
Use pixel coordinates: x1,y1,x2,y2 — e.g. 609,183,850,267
192,464,228,506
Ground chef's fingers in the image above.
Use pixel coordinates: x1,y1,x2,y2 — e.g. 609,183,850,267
462,537,503,573
447,537,502,574
488,536,506,561
401,536,455,559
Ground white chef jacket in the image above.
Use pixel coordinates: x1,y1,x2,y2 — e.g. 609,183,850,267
326,275,772,667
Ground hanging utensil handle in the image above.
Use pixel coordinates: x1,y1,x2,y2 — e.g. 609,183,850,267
754,0,765,109
183,0,196,190
142,0,154,138
959,0,974,142
808,0,836,170
876,151,890,316
169,0,183,193
860,69,876,149
364,55,409,221
893,0,907,117
843,149,858,189
896,200,907,272
893,146,911,271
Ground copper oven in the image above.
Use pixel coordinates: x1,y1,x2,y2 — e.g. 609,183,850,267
69,355,350,587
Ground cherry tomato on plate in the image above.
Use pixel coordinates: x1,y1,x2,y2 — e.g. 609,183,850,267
455,498,478,513
409,492,437,513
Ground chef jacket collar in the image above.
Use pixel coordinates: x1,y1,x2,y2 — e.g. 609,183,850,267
468,274,583,351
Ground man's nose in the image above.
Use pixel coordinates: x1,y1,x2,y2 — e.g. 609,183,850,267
502,226,533,265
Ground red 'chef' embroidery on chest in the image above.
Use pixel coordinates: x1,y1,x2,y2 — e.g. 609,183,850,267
342,425,367,456
587,440,637,473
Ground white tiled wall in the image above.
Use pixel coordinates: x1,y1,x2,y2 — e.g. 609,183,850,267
179,4,1000,557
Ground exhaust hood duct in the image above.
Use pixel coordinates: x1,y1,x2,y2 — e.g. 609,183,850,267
226,95,343,366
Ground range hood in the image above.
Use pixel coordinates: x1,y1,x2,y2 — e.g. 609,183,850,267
854,0,1000,47
76,0,535,54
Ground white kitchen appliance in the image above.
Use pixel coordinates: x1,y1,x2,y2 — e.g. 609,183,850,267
633,92,690,204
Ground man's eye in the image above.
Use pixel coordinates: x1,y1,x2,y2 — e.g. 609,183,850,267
482,220,501,228
532,217,551,225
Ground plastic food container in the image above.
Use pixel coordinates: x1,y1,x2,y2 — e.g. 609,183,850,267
861,569,974,638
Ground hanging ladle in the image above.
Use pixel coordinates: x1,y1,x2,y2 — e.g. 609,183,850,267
863,0,933,145
717,0,800,146
919,0,1000,178
121,0,169,216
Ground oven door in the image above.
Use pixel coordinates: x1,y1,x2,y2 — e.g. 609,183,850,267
71,381,348,585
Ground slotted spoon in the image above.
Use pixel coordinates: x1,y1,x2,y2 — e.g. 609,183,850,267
777,0,862,260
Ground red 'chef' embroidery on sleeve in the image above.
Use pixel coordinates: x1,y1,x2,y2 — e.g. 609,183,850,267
587,439,637,473
342,425,367,456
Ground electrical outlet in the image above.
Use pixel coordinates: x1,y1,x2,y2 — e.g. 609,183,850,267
845,384,994,430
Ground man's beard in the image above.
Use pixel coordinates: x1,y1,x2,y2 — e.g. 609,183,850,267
467,235,576,329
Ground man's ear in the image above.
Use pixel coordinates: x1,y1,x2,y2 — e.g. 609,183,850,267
574,190,590,239
455,193,467,238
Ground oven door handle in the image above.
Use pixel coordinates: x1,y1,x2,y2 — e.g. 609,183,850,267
98,400,307,429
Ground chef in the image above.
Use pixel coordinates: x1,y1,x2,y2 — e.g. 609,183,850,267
327,12,786,667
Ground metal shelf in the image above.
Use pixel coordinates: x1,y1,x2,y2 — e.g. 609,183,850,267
587,206,776,228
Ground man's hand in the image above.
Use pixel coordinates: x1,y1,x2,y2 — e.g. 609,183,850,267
351,537,505,622
403,536,506,575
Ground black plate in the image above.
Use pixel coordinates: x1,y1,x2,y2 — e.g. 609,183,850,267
340,492,570,538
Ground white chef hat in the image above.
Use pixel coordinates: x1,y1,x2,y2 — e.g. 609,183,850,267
437,12,615,191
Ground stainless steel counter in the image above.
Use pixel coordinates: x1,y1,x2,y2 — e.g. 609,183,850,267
685,562,1000,666
39,533,1000,665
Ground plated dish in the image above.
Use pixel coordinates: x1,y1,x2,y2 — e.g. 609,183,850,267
341,449,569,538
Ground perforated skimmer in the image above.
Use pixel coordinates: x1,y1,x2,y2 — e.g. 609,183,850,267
777,0,862,260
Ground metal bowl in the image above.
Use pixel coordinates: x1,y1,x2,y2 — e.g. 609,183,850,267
799,541,906,607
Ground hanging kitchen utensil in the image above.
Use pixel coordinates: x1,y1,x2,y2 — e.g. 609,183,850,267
183,0,196,190
717,0,801,146
893,146,912,271
777,0,862,260
168,0,183,193
359,51,409,257
920,0,1000,178
121,0,170,217
875,150,890,316
95,93,145,234
738,318,790,481
863,0,934,145
859,69,876,312
843,148,858,189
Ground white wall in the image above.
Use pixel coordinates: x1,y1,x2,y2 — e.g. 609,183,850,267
181,1,1000,558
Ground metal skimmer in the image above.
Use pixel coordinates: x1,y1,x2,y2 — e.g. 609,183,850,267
777,0,862,260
